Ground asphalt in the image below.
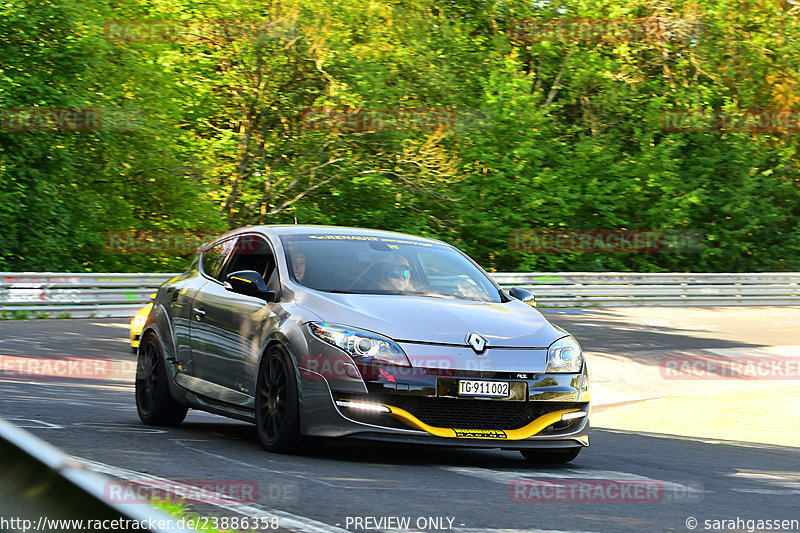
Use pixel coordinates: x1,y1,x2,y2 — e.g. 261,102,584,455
0,312,798,533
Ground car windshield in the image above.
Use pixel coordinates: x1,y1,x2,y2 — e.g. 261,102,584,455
280,233,502,303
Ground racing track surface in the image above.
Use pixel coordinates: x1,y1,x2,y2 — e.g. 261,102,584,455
0,311,798,533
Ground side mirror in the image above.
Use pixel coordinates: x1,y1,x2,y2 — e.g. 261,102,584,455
508,287,536,307
224,270,275,301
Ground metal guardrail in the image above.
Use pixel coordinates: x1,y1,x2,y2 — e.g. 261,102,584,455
1,272,799,317
0,273,177,318
492,272,800,307
0,417,181,531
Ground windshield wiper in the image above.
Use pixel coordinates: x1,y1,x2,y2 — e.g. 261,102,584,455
327,289,366,294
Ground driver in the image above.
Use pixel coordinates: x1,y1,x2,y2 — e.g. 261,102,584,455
380,255,412,292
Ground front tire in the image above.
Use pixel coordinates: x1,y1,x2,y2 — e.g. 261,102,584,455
135,333,187,426
255,345,305,453
520,447,582,464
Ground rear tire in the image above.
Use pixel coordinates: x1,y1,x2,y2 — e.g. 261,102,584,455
255,345,305,453
135,333,187,426
520,447,582,464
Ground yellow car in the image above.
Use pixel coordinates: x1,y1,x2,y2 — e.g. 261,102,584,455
130,294,155,352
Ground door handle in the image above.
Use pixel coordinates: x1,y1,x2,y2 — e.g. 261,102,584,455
193,307,206,318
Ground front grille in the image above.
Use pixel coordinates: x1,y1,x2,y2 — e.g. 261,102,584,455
381,396,581,430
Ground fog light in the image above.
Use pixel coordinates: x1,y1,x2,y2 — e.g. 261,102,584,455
335,400,391,413
561,410,588,421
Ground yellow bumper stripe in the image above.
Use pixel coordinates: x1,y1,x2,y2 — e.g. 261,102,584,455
384,404,581,440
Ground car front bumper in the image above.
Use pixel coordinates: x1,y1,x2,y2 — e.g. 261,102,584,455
298,361,590,449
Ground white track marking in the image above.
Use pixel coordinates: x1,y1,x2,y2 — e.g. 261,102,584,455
76,456,350,533
730,469,800,495
4,417,63,429
731,469,800,486
732,488,800,495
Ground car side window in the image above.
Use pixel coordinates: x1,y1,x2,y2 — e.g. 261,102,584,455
202,238,236,282
218,234,277,284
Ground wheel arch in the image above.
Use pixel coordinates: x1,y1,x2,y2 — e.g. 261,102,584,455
141,302,177,362
139,307,188,406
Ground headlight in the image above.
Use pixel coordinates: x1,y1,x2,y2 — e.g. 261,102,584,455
546,336,583,373
309,322,411,366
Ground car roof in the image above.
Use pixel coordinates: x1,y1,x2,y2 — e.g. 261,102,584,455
232,224,451,247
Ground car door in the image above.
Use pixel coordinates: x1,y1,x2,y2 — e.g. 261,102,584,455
161,255,209,372
166,240,235,373
189,233,280,398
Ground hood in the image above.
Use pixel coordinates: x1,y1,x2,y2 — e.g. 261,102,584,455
295,290,563,348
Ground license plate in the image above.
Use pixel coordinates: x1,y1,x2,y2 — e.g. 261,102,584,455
458,380,509,397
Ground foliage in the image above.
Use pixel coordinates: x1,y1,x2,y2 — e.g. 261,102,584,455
1,0,799,272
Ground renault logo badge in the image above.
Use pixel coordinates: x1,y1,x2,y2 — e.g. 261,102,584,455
467,333,487,354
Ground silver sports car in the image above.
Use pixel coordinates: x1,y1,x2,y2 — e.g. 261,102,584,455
135,225,590,463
